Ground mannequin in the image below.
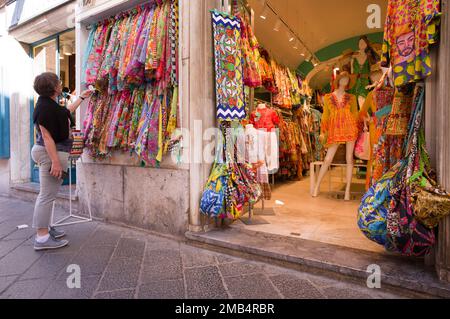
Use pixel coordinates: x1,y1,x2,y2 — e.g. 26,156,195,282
351,36,380,109
313,72,359,201
249,102,280,173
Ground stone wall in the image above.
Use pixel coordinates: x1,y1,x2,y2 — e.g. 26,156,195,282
0,159,9,195
76,161,190,237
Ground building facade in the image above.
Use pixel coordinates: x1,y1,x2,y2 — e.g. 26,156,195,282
1,0,449,282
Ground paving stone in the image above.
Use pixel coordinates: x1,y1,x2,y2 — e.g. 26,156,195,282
0,239,24,259
70,245,115,276
83,227,121,247
185,266,228,299
146,238,180,251
112,238,145,259
141,249,183,283
218,261,265,277
21,253,73,280
0,245,42,276
2,278,53,299
138,280,185,299
97,258,141,292
1,227,35,241
321,286,374,299
0,221,22,239
306,274,343,288
270,274,325,299
181,244,217,268
216,254,241,264
41,275,101,299
225,274,281,299
0,276,17,295
94,289,135,299
45,223,99,254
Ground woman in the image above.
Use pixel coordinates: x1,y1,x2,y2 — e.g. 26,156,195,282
32,72,93,251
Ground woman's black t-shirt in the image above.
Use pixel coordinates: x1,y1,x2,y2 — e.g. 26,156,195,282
33,96,74,153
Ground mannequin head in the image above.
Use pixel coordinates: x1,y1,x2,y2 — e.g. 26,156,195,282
359,35,381,65
359,36,369,52
333,71,354,91
339,76,350,88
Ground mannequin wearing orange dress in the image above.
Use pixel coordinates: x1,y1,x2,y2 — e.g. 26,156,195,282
312,72,359,201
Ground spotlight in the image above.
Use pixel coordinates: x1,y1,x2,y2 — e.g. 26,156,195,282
287,31,294,42
273,19,282,31
260,6,269,20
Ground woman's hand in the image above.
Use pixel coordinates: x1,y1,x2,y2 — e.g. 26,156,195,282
80,89,94,99
50,161,63,179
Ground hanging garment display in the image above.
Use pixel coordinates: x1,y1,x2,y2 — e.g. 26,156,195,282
82,0,179,167
310,108,325,162
381,0,441,87
211,10,246,121
239,15,262,88
359,85,395,188
370,83,415,185
200,122,262,220
358,86,450,257
294,105,313,171
258,49,277,93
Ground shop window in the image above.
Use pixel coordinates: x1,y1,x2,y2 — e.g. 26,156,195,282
0,92,10,159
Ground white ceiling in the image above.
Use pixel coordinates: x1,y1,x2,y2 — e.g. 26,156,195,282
247,0,388,70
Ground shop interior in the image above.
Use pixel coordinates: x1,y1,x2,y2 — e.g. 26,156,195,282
227,0,389,253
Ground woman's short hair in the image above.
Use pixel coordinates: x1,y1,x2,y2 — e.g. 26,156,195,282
33,72,60,97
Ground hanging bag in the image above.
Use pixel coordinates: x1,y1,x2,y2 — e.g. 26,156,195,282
354,122,371,160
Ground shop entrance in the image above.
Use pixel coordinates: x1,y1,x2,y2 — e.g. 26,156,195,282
218,0,389,254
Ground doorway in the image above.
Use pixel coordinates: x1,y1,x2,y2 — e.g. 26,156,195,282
30,29,76,184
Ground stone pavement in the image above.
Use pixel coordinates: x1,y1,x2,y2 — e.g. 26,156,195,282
0,196,410,299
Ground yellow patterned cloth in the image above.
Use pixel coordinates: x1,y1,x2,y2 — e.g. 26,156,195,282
381,0,441,87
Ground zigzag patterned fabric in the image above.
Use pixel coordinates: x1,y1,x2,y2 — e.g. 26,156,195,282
211,10,246,121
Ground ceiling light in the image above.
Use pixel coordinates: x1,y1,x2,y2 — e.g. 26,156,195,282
260,6,269,20
293,40,300,50
286,31,294,42
273,19,282,32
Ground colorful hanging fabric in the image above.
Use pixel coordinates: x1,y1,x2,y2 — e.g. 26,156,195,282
211,10,246,121
358,86,447,257
381,0,441,87
82,1,179,165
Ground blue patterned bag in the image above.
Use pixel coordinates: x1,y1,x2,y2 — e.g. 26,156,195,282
200,163,228,218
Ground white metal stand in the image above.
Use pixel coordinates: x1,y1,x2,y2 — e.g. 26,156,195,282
51,157,93,227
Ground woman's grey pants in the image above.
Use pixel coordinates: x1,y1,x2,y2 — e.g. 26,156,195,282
31,145,69,229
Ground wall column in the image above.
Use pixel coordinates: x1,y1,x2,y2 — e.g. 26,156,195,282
183,0,220,232
426,0,450,282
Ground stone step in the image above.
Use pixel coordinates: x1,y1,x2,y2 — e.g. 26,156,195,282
10,182,79,212
186,227,450,298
